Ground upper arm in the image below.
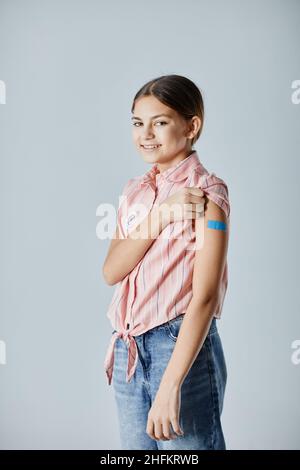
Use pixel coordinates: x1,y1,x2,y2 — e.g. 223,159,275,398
105,225,121,260
104,198,128,265
103,179,133,269
192,199,229,304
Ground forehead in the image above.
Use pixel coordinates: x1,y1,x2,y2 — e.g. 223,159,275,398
132,95,177,119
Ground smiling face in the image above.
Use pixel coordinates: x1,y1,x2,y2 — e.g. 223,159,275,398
131,95,201,172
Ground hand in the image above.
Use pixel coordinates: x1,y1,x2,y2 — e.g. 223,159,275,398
158,187,207,225
146,382,184,441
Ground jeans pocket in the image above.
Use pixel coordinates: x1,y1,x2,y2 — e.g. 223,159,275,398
166,314,185,342
166,315,216,342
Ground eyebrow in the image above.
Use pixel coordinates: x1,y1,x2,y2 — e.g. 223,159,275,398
131,113,173,121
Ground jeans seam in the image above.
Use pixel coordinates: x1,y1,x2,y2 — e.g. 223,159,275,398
208,330,217,337
204,337,218,450
135,337,153,374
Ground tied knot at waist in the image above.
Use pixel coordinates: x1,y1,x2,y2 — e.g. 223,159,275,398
116,330,132,343
104,329,139,386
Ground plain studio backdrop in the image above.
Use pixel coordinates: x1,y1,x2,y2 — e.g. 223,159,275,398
0,0,299,450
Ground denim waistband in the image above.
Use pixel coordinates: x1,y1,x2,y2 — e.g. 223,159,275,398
111,314,218,338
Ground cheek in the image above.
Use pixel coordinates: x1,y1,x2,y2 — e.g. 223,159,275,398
159,127,176,140
132,128,140,141
163,125,182,138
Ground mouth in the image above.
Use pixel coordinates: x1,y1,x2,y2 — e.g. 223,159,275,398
140,144,162,151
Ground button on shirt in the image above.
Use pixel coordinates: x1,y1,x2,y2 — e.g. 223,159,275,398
104,150,230,385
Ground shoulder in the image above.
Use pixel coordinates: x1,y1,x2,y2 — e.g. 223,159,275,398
190,166,230,194
120,176,140,195
117,176,141,211
118,176,141,202
189,166,230,219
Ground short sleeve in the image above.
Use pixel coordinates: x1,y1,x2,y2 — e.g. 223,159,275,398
189,169,230,218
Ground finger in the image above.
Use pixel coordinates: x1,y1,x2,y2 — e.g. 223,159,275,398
186,187,204,196
146,419,156,441
185,211,203,219
154,421,163,441
192,202,205,212
184,202,205,214
161,420,174,440
184,200,205,210
184,212,203,220
188,194,207,204
170,418,184,437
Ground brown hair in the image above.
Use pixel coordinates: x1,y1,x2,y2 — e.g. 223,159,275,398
131,74,204,147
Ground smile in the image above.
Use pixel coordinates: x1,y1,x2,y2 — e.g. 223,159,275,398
141,144,161,150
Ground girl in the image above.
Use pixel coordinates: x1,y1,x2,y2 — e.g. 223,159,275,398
103,74,230,450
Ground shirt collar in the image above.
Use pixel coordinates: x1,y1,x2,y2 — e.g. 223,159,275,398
140,150,203,186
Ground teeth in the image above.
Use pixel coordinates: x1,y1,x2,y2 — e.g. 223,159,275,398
142,145,160,148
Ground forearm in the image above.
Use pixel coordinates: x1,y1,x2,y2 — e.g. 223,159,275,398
103,206,167,285
159,295,219,389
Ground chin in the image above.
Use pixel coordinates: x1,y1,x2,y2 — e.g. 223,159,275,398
141,155,160,164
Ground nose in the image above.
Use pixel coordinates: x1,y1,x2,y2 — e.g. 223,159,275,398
141,125,156,139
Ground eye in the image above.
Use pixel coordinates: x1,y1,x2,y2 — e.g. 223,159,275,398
132,121,168,127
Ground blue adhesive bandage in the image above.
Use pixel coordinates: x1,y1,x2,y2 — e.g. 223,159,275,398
207,220,227,231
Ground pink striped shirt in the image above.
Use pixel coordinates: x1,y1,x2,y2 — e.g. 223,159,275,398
104,150,230,385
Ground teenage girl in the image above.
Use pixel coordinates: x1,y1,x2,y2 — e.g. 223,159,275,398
103,74,230,450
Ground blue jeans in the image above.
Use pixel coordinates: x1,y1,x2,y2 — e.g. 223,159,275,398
111,314,227,450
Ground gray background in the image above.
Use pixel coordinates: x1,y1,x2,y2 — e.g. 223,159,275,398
0,0,299,450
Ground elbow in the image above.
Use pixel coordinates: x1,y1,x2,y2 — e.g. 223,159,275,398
102,263,118,286
192,292,219,310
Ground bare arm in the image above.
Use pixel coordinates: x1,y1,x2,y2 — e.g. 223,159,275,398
102,205,167,285
159,199,229,388
102,187,206,286
146,199,229,441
